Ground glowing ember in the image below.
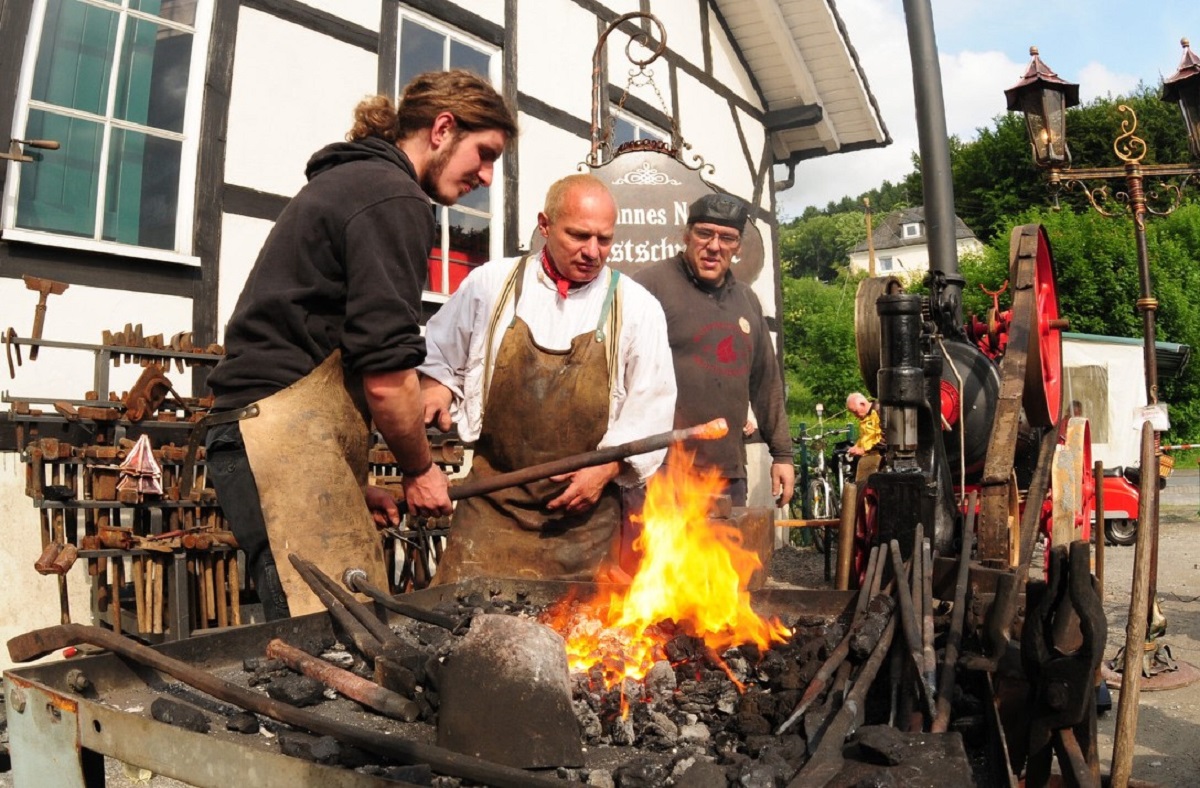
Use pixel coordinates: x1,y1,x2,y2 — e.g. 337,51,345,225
690,417,730,441
542,447,791,692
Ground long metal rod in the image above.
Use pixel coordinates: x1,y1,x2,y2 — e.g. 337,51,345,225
265,638,418,721
932,490,976,732
290,555,399,653
446,418,727,502
776,544,883,735
342,567,463,632
6,624,580,788
287,555,384,661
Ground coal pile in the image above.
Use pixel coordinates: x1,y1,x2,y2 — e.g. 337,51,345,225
249,587,859,786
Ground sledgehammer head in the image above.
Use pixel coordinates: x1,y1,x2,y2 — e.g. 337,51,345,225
23,274,69,298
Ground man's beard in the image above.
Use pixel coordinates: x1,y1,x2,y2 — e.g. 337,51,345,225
421,134,474,206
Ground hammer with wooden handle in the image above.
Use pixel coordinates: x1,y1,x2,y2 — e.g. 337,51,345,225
22,274,69,360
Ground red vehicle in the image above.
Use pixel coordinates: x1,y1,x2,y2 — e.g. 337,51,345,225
1099,470,1142,546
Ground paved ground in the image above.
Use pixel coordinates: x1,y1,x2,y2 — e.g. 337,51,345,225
1095,466,1200,786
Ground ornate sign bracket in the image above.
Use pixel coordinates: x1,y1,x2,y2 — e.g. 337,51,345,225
588,12,711,175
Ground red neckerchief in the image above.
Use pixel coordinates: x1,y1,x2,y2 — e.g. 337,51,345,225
541,250,578,298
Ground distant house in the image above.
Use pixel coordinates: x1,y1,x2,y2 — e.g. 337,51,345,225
847,207,982,277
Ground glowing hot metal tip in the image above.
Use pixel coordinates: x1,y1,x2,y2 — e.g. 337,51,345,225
691,418,728,441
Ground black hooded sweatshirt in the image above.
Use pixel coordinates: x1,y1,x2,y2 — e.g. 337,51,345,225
208,137,434,409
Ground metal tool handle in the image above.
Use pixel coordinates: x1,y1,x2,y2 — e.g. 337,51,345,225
446,418,728,502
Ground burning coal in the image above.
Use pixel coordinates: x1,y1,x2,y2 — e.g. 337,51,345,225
542,448,791,691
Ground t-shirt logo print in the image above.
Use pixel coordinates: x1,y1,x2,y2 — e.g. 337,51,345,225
693,322,751,377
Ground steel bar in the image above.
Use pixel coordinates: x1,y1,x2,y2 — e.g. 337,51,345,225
291,556,406,652
889,539,935,721
921,537,937,712
265,638,418,721
447,419,727,502
932,490,976,732
776,545,882,735
6,623,578,788
342,568,463,632
1094,460,1105,594
287,555,384,661
787,615,898,788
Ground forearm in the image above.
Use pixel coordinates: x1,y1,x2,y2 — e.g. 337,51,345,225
362,368,432,474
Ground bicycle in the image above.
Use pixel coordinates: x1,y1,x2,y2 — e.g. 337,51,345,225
792,407,852,554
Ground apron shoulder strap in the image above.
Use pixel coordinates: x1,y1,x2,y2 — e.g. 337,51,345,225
482,255,532,412
594,269,622,396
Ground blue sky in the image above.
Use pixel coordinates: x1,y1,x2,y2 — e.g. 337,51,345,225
775,0,1200,218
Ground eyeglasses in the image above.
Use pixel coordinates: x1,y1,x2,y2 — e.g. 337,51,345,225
691,227,742,248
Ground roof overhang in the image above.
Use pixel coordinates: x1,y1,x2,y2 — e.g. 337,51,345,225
713,0,890,165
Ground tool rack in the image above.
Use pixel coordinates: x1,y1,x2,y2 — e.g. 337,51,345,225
2,332,235,643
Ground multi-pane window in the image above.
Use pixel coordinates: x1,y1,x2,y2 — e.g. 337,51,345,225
612,111,666,149
397,14,497,297
8,0,205,256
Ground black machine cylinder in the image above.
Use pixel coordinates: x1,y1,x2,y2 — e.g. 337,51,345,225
939,339,1002,476
877,294,925,460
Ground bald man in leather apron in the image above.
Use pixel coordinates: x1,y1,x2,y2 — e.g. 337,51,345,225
419,174,677,583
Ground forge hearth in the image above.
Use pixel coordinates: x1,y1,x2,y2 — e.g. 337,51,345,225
9,578,931,787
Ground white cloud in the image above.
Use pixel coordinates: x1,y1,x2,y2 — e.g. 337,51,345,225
1076,62,1140,102
776,0,1032,219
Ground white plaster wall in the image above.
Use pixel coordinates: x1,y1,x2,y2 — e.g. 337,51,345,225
514,115,594,246
224,8,378,196
705,7,763,111
516,2,596,123
597,0,642,15
676,79,756,201
0,280,196,400
644,1,704,75
216,214,275,339
300,0,381,31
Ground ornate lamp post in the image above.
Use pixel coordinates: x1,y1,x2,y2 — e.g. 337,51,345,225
1007,39,1200,787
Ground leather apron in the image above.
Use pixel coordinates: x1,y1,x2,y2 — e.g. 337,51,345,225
434,257,622,584
239,350,389,615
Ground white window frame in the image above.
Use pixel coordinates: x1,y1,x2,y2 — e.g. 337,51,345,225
902,222,922,239
610,107,667,148
2,0,213,266
395,9,502,302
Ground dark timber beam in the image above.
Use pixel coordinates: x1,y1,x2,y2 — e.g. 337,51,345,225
763,103,823,132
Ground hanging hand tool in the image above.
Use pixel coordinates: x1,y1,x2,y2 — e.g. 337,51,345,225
22,274,69,360
4,327,21,378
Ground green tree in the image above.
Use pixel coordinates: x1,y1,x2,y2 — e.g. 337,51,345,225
780,275,863,430
779,212,868,279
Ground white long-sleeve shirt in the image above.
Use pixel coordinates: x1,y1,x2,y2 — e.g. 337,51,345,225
419,254,677,483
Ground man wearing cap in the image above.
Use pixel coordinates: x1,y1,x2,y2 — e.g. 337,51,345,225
634,193,794,508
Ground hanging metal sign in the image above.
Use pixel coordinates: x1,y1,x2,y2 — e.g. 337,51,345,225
530,149,765,283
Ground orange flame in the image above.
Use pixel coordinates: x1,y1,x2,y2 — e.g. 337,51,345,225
542,447,791,692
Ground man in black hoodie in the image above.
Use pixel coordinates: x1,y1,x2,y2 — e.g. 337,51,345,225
205,71,517,618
